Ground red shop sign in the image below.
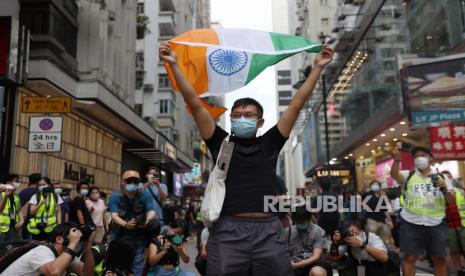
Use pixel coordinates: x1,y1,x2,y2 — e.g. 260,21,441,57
429,125,465,160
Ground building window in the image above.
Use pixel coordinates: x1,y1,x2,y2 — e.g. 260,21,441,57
277,70,291,85
279,90,292,98
159,74,170,88
279,99,291,106
137,3,144,15
321,18,329,26
135,71,144,90
160,127,172,140
136,52,144,69
135,104,143,115
159,100,169,114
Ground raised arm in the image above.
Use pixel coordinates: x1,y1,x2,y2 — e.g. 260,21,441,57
277,45,334,137
390,149,405,185
160,42,216,140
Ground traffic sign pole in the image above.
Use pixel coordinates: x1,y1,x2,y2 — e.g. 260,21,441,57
40,113,49,177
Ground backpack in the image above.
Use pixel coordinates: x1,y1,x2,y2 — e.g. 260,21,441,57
0,239,58,273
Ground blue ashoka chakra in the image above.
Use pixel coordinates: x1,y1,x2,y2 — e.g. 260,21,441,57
208,49,248,76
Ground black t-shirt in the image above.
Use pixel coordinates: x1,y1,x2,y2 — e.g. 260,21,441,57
69,196,93,225
365,192,387,222
205,125,287,215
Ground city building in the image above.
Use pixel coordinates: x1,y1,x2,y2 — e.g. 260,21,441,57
0,0,194,194
316,0,465,190
135,0,211,197
275,0,338,194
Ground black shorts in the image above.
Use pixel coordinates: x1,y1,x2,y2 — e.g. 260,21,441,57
399,217,448,257
206,216,293,276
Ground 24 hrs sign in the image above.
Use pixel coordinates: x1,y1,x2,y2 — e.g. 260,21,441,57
28,116,63,152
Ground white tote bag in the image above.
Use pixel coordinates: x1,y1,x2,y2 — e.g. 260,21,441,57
201,136,234,227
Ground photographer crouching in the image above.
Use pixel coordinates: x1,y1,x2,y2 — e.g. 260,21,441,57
108,170,156,276
329,220,389,276
146,219,195,276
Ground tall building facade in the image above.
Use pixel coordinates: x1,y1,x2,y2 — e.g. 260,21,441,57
0,0,194,195
135,0,211,195
274,0,338,194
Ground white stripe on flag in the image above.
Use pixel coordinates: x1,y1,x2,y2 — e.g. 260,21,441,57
206,47,253,95
215,28,275,52
171,41,320,55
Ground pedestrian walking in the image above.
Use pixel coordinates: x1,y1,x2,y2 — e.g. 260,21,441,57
159,41,334,275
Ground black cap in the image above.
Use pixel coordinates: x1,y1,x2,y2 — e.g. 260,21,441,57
411,146,433,157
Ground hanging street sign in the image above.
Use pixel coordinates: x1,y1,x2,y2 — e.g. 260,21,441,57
22,97,71,113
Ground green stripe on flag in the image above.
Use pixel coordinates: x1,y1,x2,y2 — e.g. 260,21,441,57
270,32,322,53
245,53,292,84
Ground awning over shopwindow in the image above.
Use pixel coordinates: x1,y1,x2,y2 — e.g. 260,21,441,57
125,131,194,173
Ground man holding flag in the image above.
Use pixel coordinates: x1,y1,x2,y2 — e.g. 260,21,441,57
160,31,333,275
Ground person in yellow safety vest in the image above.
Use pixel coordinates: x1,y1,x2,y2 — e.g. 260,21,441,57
27,176,63,241
390,146,454,276
0,174,24,242
442,170,465,274
70,243,108,276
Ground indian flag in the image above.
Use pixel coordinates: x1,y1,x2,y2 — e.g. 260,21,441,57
165,28,322,97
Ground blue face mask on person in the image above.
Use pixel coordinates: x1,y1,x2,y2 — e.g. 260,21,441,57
125,184,138,192
296,224,308,231
231,117,257,138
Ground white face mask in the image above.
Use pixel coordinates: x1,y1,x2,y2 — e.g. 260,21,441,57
414,157,430,170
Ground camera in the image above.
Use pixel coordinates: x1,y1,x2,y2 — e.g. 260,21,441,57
134,214,147,226
291,251,312,262
163,233,183,246
337,227,354,245
36,222,47,230
430,174,446,192
41,186,54,194
79,224,96,241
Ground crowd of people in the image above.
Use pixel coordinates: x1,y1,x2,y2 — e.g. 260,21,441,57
1,41,465,276
0,167,206,276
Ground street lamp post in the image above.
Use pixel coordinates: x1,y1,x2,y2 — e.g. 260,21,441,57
321,75,330,164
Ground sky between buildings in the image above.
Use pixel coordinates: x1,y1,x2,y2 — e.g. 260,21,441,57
211,0,278,133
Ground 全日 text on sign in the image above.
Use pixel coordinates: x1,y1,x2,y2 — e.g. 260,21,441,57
22,97,71,113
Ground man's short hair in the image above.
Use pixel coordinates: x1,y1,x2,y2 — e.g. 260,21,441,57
106,237,137,273
28,173,41,185
231,98,264,118
77,180,89,191
343,219,364,231
50,223,77,243
146,166,159,174
6,174,19,183
40,176,51,185
318,177,332,192
291,205,312,223
411,146,433,158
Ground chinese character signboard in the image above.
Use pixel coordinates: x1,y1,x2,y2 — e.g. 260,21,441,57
28,117,63,152
429,125,465,160
401,55,465,127
22,97,71,113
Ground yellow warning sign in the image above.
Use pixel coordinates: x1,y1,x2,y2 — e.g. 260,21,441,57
22,97,71,113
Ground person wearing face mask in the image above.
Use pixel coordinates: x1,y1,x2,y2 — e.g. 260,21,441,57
364,181,393,243
27,177,63,241
1,223,85,276
286,206,332,276
52,180,69,225
331,220,389,276
0,174,24,242
160,41,334,276
108,170,156,276
143,167,168,227
390,146,454,276
86,186,107,243
69,180,94,229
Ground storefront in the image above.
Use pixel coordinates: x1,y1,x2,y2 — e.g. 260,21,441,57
317,0,465,189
